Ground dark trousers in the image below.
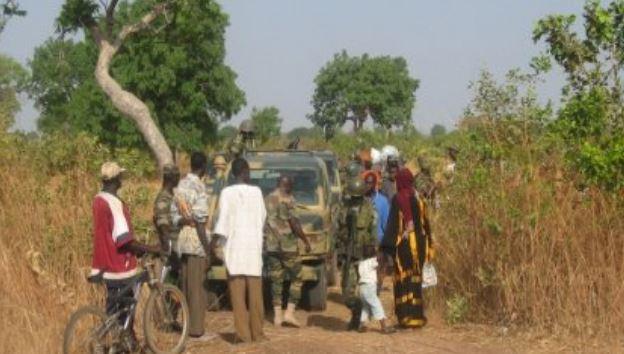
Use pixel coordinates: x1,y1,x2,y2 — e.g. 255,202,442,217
105,277,136,329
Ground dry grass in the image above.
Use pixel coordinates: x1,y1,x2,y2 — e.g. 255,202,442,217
2,131,624,352
434,153,624,341
0,136,159,353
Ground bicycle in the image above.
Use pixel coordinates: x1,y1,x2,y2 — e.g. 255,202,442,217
63,255,189,354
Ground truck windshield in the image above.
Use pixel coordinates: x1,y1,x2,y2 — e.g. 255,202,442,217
248,168,320,205
322,159,338,187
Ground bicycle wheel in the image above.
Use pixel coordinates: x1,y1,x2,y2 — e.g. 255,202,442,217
63,306,114,354
144,284,189,354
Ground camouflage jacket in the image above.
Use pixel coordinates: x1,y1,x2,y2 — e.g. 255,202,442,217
225,134,256,161
153,189,175,242
265,189,299,254
338,201,378,261
414,172,436,200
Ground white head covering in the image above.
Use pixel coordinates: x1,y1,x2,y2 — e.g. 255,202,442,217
381,145,399,162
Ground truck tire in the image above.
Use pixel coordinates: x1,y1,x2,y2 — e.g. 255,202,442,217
303,265,327,311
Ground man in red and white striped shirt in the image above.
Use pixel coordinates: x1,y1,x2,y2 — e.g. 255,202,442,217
91,162,160,348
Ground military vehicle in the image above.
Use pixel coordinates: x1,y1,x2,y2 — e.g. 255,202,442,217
207,150,335,311
312,151,341,286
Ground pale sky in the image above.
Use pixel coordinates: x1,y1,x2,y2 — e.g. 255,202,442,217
0,0,585,133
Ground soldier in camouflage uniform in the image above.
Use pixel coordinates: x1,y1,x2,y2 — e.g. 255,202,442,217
265,175,311,328
413,156,437,206
205,155,228,230
338,177,378,331
225,120,256,161
153,164,181,283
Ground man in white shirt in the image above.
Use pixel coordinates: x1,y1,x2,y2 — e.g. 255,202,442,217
213,158,267,343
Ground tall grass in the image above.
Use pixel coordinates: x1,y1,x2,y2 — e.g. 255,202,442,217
434,137,624,338
0,132,157,353
2,127,624,352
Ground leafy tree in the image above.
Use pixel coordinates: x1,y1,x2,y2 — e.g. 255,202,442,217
250,106,281,143
534,0,624,189
0,54,26,131
308,50,419,136
0,1,26,132
430,124,447,138
28,39,143,149
218,124,237,141
54,0,245,168
286,126,323,140
0,0,25,34
461,69,552,162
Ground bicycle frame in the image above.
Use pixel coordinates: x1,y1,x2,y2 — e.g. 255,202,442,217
102,271,148,333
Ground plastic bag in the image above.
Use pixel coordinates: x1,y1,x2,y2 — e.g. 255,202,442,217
422,262,438,288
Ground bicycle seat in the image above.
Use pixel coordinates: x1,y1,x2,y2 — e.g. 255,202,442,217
87,271,105,284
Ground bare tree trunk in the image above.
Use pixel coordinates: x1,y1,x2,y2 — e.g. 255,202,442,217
89,3,174,170
94,41,173,169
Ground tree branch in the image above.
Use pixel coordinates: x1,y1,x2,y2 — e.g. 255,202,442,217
114,1,171,49
105,0,119,36
89,22,105,49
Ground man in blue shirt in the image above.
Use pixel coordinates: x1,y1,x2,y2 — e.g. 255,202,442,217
364,173,389,244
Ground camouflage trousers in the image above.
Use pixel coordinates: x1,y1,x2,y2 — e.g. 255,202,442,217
341,261,361,310
266,253,303,307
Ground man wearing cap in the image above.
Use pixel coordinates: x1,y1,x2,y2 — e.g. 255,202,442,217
91,162,161,350
153,164,181,284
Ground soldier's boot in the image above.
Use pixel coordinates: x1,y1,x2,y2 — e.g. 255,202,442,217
273,306,283,327
283,303,301,328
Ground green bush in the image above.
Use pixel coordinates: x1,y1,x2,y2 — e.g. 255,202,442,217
446,294,469,325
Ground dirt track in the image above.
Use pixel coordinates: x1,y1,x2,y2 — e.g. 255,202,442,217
183,283,525,354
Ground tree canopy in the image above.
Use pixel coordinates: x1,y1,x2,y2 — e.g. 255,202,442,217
218,124,237,142
0,0,25,34
430,124,447,138
308,50,419,137
0,54,26,131
534,0,624,189
250,106,282,143
44,0,245,161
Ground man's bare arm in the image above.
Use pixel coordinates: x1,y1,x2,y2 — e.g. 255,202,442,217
289,217,311,253
120,240,160,256
195,221,211,257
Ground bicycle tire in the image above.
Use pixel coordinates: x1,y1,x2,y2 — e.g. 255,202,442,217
143,284,189,354
62,305,109,354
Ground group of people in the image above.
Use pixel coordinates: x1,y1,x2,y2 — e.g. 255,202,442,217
89,150,311,345
87,140,436,347
337,148,434,334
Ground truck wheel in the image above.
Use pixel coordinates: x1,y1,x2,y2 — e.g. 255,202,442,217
327,253,340,287
304,265,327,311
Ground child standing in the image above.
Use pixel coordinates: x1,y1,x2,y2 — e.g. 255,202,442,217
357,246,395,334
